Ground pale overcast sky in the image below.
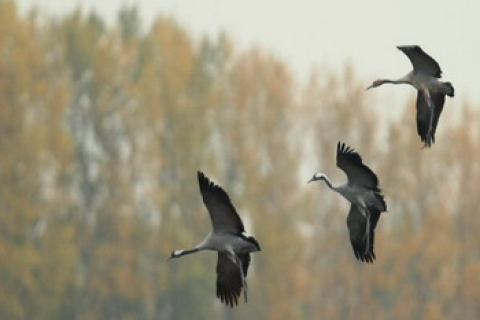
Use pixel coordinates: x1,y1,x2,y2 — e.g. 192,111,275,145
16,0,480,106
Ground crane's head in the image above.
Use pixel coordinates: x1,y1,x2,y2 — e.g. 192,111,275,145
166,250,185,261
308,172,327,183
367,79,389,90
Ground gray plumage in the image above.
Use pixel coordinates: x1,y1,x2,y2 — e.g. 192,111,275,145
308,142,387,263
367,45,454,148
167,171,260,307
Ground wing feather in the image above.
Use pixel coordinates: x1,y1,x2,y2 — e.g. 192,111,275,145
346,205,383,263
336,142,379,190
431,93,446,143
397,45,442,78
216,253,250,308
198,171,244,233
416,91,446,147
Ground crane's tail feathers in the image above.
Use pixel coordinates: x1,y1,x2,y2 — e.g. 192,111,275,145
445,82,454,97
243,282,248,303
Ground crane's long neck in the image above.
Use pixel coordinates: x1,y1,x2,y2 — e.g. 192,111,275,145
378,78,410,86
321,176,333,189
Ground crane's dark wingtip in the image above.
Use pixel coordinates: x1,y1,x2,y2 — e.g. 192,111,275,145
420,134,435,149
337,141,349,154
397,44,419,51
351,241,376,264
198,171,218,197
355,251,376,264
197,170,212,187
217,286,240,308
337,141,356,156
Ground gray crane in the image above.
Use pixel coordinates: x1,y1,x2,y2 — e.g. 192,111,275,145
308,142,387,263
167,171,261,307
367,45,454,147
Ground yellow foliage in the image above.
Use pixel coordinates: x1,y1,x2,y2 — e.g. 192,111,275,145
1,1,480,319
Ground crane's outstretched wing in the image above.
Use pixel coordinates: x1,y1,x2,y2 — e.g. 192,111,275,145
416,91,446,147
336,142,379,190
397,45,442,78
216,253,250,308
346,205,382,264
198,171,245,234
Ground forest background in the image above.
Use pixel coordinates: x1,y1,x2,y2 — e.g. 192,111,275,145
1,1,480,319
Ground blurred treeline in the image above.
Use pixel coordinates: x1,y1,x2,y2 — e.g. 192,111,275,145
1,1,480,319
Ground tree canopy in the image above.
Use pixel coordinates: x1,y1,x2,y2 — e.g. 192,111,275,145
0,1,479,319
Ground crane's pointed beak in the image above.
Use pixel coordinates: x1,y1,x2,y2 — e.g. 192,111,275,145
366,84,374,90
307,178,314,184
165,256,172,261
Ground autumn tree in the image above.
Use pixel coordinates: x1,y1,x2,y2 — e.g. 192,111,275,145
1,1,480,319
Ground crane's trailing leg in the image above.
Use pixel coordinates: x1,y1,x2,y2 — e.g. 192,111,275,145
235,255,248,303
424,90,435,147
426,106,435,147
364,212,371,256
